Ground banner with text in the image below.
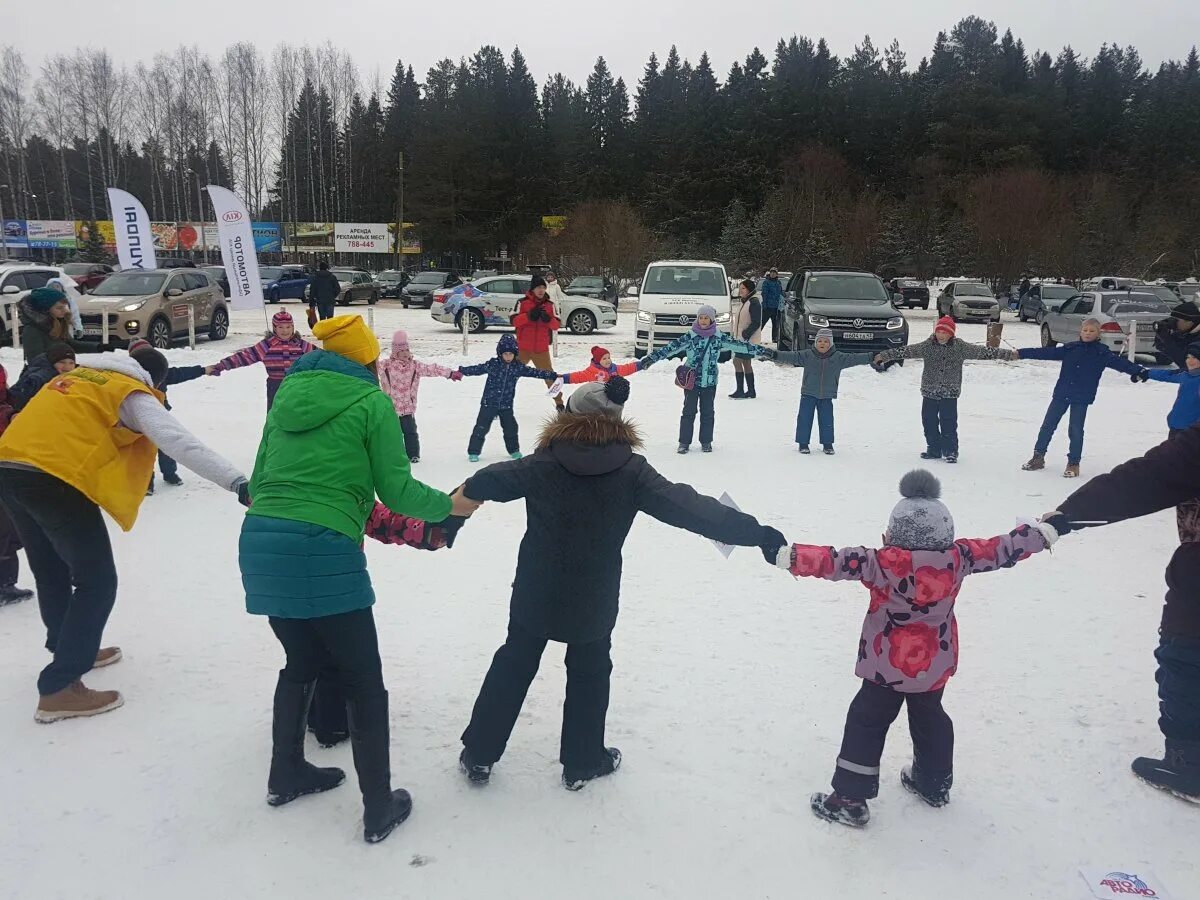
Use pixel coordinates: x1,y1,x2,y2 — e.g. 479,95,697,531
27,220,77,249
107,188,157,271
207,185,264,311
335,222,391,253
75,220,116,251
252,222,281,253
2,220,28,250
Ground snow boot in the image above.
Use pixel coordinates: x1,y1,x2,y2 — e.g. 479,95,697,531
920,449,941,460
348,691,413,843
728,372,746,399
677,444,689,454
266,678,346,807
35,680,123,724
93,647,122,669
563,747,622,791
1131,741,1200,803
1064,463,1080,478
701,443,713,453
145,481,155,496
0,584,33,606
745,372,757,399
823,445,835,455
810,791,870,827
459,747,492,786
900,765,952,808
799,445,811,454
163,472,183,486
409,456,420,465
307,678,350,748
510,451,523,460
945,453,958,464
1022,453,1046,471
468,454,481,463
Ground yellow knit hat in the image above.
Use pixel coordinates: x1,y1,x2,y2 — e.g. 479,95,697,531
312,315,379,367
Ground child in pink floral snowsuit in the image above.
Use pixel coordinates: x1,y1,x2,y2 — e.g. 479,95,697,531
772,469,1057,827
378,329,463,463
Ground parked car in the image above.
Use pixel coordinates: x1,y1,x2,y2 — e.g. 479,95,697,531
79,268,229,349
402,270,461,308
0,263,73,339
632,260,732,357
565,274,618,304
470,269,499,281
1039,290,1172,357
376,269,410,298
1082,276,1145,291
936,281,1001,322
260,265,311,303
887,277,930,309
777,268,908,355
1018,283,1079,322
1161,281,1200,300
201,265,230,298
155,257,197,269
331,268,380,305
431,274,618,335
61,262,114,292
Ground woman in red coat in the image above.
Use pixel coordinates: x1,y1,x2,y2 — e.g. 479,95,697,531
512,275,563,411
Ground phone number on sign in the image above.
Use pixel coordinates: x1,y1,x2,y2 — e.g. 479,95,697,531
343,240,385,249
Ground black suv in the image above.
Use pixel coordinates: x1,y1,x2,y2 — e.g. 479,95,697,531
887,277,930,309
778,268,909,355
401,270,461,308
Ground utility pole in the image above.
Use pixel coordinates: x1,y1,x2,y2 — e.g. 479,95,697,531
0,184,8,258
394,150,405,270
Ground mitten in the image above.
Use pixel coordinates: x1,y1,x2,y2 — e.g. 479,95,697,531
759,526,788,565
450,370,464,381
236,479,251,508
637,356,654,370
758,347,778,361
1039,511,1071,539
1131,369,1149,383
435,514,468,549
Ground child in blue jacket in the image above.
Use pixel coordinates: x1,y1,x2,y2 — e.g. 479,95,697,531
460,333,558,461
1016,318,1148,478
1147,341,1200,433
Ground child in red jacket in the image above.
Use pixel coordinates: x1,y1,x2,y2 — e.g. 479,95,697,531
512,275,563,411
562,346,649,384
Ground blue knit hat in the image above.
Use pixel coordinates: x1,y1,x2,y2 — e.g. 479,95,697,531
1187,341,1200,361
28,284,67,312
497,333,519,356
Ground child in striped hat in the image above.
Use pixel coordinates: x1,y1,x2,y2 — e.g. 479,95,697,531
207,309,317,410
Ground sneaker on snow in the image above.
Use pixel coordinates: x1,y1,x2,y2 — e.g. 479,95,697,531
1064,463,1080,478
900,765,951,807
701,443,713,453
510,451,523,460
163,473,183,486
93,647,122,669
0,584,33,606
823,445,835,455
920,450,941,460
1132,744,1200,803
563,747,621,791
409,456,420,464
459,748,492,786
677,445,689,454
810,791,870,827
35,681,123,724
945,454,958,464
1022,453,1046,471
798,445,811,454
468,454,481,463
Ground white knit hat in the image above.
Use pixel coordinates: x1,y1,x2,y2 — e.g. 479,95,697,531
886,470,955,551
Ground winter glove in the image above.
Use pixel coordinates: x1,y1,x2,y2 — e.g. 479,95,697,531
759,526,788,565
528,307,546,323
1131,369,1150,383
450,370,464,381
637,356,654,370
434,514,468,549
235,479,251,508
1038,511,1071,539
758,347,778,361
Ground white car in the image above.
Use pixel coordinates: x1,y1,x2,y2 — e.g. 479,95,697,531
430,274,618,335
1039,290,1173,356
0,262,84,342
632,260,732,357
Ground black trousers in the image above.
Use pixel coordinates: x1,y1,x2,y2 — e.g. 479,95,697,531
679,385,716,446
0,468,119,696
266,379,283,411
468,405,519,455
399,414,420,459
0,500,22,586
921,397,959,456
461,619,613,770
1156,634,1200,743
268,607,385,702
158,450,178,480
832,680,954,800
762,307,781,341
315,302,336,322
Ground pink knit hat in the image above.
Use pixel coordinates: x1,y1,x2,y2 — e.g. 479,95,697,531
391,330,409,352
272,309,294,327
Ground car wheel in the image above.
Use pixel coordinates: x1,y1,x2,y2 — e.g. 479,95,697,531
401,300,409,308
367,291,378,305
208,306,229,341
268,289,279,304
148,316,172,350
568,309,597,335
1041,324,1057,348
337,293,350,306
458,308,486,334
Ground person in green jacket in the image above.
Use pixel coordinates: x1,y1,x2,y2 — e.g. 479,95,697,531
239,314,474,846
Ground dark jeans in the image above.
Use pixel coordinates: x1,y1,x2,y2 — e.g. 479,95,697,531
314,303,336,322
762,307,781,342
468,405,519,455
267,607,385,703
0,468,119,695
266,379,283,411
1035,396,1089,463
0,500,22,586
462,619,613,770
679,385,716,446
920,397,959,457
1155,634,1200,743
158,450,178,480
400,414,420,459
797,396,834,446
832,680,954,800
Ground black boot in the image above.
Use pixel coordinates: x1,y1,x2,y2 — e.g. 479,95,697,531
1132,740,1200,802
307,677,350,748
745,372,757,399
900,764,952,807
348,691,413,843
563,747,622,791
729,372,746,398
266,677,346,807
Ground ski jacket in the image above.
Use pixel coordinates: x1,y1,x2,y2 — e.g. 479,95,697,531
462,413,769,643
1017,341,1143,404
779,526,1048,692
308,270,341,306
562,359,640,384
1148,368,1200,431
365,501,452,551
211,334,316,384
877,337,1014,399
17,298,104,362
459,356,557,409
760,277,784,310
1057,424,1200,638
734,293,763,344
0,365,11,434
1154,320,1196,369
512,292,560,354
9,355,57,412
646,331,765,389
772,347,875,399
379,357,456,417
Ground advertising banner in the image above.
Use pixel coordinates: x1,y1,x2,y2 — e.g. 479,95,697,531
252,222,281,253
75,220,117,251
106,188,158,270
174,223,208,252
387,222,421,254
26,220,77,249
542,215,567,235
282,222,334,252
207,185,264,311
151,222,180,251
2,219,29,251
335,222,392,253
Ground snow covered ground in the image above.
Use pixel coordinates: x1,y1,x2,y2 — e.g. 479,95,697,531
0,304,1192,900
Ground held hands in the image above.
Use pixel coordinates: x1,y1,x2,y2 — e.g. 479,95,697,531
758,347,778,362
637,356,654,370
236,479,251,508
1131,369,1150,383
449,484,483,518
450,370,464,381
759,526,788,565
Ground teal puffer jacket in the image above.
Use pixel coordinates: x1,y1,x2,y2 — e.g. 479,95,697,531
646,331,764,388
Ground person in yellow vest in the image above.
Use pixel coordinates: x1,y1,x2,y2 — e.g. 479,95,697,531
0,345,248,723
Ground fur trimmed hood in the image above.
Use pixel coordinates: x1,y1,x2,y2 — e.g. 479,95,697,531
536,413,643,451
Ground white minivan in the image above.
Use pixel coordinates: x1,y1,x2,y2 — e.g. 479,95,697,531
633,260,732,358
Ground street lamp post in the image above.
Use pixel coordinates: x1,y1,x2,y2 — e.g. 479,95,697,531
0,184,8,259
187,168,207,263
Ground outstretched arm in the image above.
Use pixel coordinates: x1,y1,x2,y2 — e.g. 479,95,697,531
1148,369,1188,384
877,342,925,364
959,342,1015,361
646,334,692,365
1103,352,1146,377
635,461,767,547
364,502,450,551
459,361,492,377
212,340,268,373
1014,346,1066,361
771,349,810,367
463,456,533,503
519,364,558,380
415,360,457,379
776,544,882,583
954,524,1050,576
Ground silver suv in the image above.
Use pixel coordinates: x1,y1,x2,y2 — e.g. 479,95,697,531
79,268,230,348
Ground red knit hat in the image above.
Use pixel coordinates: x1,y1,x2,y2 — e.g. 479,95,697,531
272,309,294,328
934,316,956,338
591,345,610,364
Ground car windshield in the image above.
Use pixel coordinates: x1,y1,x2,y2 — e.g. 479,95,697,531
1041,285,1077,299
570,276,604,289
642,265,727,296
954,283,992,297
378,272,404,283
1102,295,1171,316
412,272,447,285
61,263,92,276
332,270,358,281
259,267,283,281
805,275,889,301
91,272,166,296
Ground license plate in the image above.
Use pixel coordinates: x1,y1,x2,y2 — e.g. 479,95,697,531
1136,323,1155,333
83,328,101,336
841,332,873,340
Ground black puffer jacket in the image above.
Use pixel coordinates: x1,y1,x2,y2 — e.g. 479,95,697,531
462,413,769,643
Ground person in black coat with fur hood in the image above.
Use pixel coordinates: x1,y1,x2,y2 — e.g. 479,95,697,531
453,376,787,790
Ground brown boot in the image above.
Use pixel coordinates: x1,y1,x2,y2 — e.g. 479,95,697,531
1064,463,1080,478
35,681,123,724
94,647,122,669
1021,453,1046,471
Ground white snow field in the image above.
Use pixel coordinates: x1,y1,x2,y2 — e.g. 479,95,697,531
0,305,1192,900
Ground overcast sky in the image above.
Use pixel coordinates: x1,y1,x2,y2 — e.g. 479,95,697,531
12,0,1199,90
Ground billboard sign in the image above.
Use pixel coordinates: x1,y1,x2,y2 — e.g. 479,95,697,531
282,222,334,252
26,220,77,249
252,222,281,253
335,222,391,253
